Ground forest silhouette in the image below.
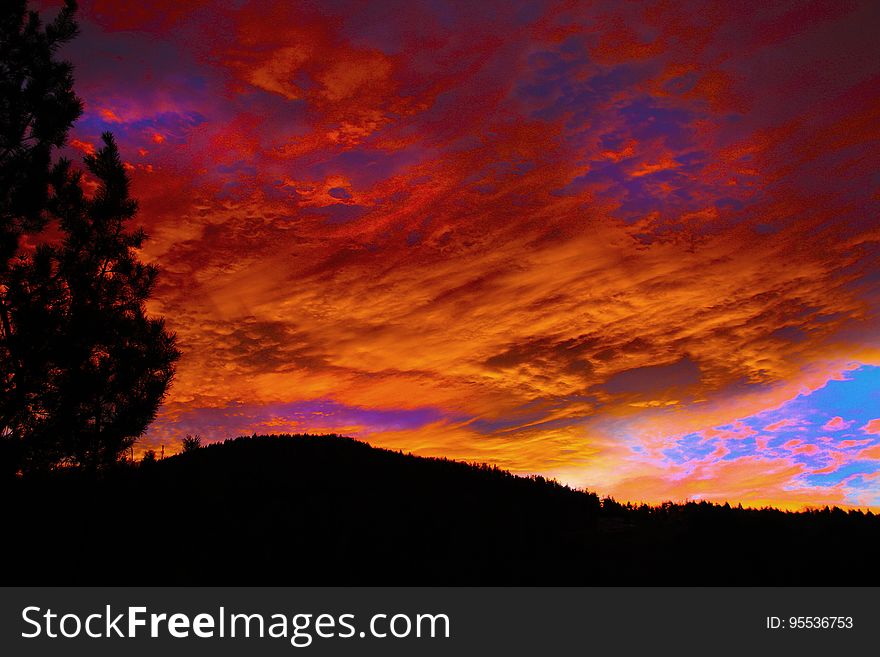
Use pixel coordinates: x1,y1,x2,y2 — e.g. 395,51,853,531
6,433,880,585
2,1,878,586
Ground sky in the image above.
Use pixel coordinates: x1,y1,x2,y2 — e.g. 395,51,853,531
41,0,880,509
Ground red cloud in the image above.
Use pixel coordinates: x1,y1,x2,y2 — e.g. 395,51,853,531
54,0,880,510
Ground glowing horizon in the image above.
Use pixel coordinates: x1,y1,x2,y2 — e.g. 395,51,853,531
46,0,880,509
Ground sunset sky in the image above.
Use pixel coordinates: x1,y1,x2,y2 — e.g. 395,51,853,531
45,0,880,509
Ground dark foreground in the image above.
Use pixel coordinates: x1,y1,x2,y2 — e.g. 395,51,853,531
6,434,879,585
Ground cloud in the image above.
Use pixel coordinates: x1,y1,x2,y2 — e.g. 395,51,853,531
763,419,802,432
601,357,701,397
50,0,880,509
863,420,880,435
822,416,853,432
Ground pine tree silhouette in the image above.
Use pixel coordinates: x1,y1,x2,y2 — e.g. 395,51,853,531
0,2,179,473
1,1,83,474
0,0,81,264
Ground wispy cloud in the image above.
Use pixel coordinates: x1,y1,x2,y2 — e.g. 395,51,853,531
52,0,880,509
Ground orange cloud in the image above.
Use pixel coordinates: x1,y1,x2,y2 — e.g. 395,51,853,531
56,0,880,510
863,420,880,435
605,455,847,511
822,416,853,431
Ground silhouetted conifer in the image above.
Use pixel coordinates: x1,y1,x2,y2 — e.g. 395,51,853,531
5,134,180,472
1,0,83,474
0,0,81,261
0,2,179,473
181,434,202,452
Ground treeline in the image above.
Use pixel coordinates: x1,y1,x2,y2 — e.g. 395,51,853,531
6,433,879,585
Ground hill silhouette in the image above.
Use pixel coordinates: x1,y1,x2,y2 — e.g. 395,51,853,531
6,433,878,585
